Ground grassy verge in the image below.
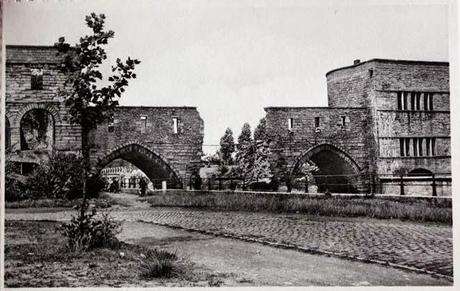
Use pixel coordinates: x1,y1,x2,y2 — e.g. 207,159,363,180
146,191,451,224
4,220,229,287
5,194,118,209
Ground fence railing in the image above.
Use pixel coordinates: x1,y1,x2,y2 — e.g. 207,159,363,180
377,173,451,197
195,172,452,196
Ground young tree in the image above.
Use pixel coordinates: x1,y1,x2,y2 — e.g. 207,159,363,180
235,123,255,190
295,161,319,192
55,13,140,215
219,127,235,165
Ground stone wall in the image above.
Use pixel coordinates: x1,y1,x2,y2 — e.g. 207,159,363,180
5,46,82,164
326,61,374,108
5,45,204,188
265,106,372,192
89,106,204,187
266,59,451,195
371,61,451,177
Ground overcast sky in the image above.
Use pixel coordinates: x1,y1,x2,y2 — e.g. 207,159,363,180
4,0,449,153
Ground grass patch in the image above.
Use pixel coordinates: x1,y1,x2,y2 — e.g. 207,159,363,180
3,221,206,287
146,191,451,224
140,249,182,279
5,196,115,209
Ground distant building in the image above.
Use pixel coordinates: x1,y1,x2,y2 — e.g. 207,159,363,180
266,59,450,196
101,161,151,190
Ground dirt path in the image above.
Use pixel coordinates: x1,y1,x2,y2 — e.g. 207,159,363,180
119,221,451,286
104,192,151,209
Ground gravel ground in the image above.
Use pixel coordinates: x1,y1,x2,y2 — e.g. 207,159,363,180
6,191,453,283
6,206,453,279
120,221,452,286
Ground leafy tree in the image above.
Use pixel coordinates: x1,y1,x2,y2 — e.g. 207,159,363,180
294,161,319,192
237,123,252,150
253,118,267,142
201,152,222,166
270,134,293,192
251,140,273,185
272,150,291,192
219,127,235,165
55,13,140,215
235,123,255,190
5,161,26,202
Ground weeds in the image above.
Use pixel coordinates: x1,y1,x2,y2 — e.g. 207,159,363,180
139,248,182,279
147,191,452,224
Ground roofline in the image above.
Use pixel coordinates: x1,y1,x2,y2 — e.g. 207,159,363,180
264,106,366,111
326,58,449,77
6,44,58,49
116,106,197,109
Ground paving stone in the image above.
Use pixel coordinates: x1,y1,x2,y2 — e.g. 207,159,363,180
5,207,452,277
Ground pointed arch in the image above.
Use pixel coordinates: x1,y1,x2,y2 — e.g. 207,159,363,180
96,143,183,189
292,143,362,175
291,143,365,193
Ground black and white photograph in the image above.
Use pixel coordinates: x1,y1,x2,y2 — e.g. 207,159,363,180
0,0,458,288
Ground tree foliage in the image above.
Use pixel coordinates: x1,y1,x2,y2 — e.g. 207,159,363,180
270,135,292,192
237,123,252,150
295,161,319,183
55,13,140,207
251,140,273,184
55,13,140,130
235,123,255,189
219,127,235,165
253,118,267,142
201,152,222,166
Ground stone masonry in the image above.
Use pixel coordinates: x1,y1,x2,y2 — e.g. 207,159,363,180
266,59,451,195
5,45,204,188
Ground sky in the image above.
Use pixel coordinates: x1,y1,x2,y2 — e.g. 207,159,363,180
4,0,449,153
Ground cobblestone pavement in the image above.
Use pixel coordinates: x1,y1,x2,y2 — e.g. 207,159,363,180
6,207,453,278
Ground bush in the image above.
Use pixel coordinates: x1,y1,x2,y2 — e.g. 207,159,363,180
19,152,106,200
5,161,27,202
139,248,181,279
58,208,122,251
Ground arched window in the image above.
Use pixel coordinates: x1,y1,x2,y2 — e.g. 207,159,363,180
20,109,54,151
5,117,11,151
408,168,433,176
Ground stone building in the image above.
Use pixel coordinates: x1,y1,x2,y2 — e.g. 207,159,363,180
265,59,451,195
4,45,204,189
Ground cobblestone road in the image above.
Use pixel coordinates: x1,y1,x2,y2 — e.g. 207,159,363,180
6,207,453,277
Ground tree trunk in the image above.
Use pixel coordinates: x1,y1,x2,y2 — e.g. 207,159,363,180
286,176,292,192
80,125,90,217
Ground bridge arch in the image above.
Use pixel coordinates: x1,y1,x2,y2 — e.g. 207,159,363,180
96,143,183,189
291,143,365,193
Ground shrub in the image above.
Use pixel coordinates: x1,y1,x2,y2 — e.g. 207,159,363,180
5,161,27,202
139,248,181,279
21,152,106,200
58,208,122,251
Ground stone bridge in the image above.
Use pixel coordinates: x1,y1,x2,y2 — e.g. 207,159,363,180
89,106,204,189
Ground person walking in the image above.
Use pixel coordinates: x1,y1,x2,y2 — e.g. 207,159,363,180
139,177,148,196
